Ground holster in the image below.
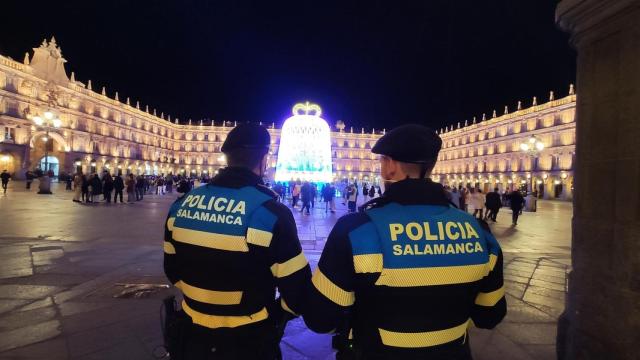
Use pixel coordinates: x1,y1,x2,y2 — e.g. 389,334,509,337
162,295,190,359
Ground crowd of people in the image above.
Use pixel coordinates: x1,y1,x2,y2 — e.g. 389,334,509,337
444,185,528,225
269,180,382,215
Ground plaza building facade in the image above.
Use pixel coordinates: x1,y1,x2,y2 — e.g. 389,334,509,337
0,38,574,200
432,90,576,200
0,38,382,183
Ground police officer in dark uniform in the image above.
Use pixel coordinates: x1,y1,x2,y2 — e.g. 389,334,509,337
304,124,506,359
164,123,311,359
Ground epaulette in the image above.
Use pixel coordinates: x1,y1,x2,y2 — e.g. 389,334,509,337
358,197,391,212
256,184,279,200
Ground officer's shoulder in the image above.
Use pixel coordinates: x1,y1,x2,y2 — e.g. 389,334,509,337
255,184,279,199
333,212,371,235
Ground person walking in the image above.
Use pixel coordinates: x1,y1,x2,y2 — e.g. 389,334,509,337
25,170,34,190
347,183,358,213
485,188,502,222
508,190,525,225
126,174,136,203
113,173,125,203
102,172,114,203
163,123,310,359
156,177,164,195
291,181,301,208
304,124,505,359
1,170,11,194
471,188,485,220
81,174,89,202
72,171,83,202
300,181,313,215
90,174,102,203
459,186,467,211
322,183,336,213
135,175,145,201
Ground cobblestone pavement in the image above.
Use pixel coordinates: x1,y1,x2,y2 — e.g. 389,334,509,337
0,181,570,359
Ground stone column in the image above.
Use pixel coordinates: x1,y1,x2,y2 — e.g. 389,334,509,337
556,0,640,359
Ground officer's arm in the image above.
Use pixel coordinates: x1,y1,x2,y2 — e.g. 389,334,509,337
303,218,355,333
163,212,180,285
258,203,311,316
471,229,507,329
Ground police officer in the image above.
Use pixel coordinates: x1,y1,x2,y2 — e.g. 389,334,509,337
304,124,506,359
164,123,311,359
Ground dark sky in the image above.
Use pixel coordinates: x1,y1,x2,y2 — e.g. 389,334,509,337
1,0,575,131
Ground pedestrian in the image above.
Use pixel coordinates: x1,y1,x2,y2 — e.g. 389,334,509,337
126,174,136,203
1,170,11,194
368,185,375,198
300,181,313,215
102,172,114,203
65,174,73,190
113,173,125,203
176,176,191,197
508,190,525,225
163,123,310,359
81,174,89,202
471,188,485,220
90,174,101,203
25,170,34,190
322,183,336,213
165,175,173,193
362,183,369,199
347,183,357,213
292,181,301,208
72,171,83,202
304,124,505,359
135,175,145,200
459,186,468,211
156,177,164,195
485,187,502,222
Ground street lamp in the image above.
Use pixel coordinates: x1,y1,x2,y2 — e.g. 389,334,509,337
520,135,545,195
32,110,62,176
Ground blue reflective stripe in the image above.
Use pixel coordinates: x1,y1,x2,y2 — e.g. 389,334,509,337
365,204,491,269
349,222,382,255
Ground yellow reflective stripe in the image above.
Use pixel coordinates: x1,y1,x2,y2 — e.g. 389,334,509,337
163,241,176,254
312,269,355,306
281,298,297,316
271,252,308,278
489,254,498,271
353,254,383,273
176,281,242,305
379,320,469,348
172,226,248,252
182,300,268,329
475,285,505,306
246,227,273,247
167,217,175,231
375,263,489,287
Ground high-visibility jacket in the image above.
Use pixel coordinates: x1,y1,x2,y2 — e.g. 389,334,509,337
304,179,506,359
164,167,310,332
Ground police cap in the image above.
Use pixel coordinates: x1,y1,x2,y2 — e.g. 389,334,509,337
371,124,442,163
221,123,271,154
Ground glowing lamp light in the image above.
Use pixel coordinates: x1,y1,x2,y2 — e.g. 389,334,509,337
74,161,82,166
42,136,48,142
33,116,44,126
44,111,54,120
520,143,529,151
275,102,333,183
52,118,62,128
1,155,10,162
535,142,545,151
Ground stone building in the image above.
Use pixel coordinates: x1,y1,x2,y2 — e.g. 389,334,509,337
0,38,574,199
0,38,382,183
433,90,576,200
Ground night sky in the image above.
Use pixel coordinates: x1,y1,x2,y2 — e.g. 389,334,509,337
1,0,575,131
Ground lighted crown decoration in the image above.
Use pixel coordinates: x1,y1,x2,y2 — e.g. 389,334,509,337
275,102,333,183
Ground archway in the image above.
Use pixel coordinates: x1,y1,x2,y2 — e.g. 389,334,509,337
39,156,59,177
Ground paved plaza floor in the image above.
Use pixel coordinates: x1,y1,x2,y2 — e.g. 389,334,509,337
0,181,571,359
